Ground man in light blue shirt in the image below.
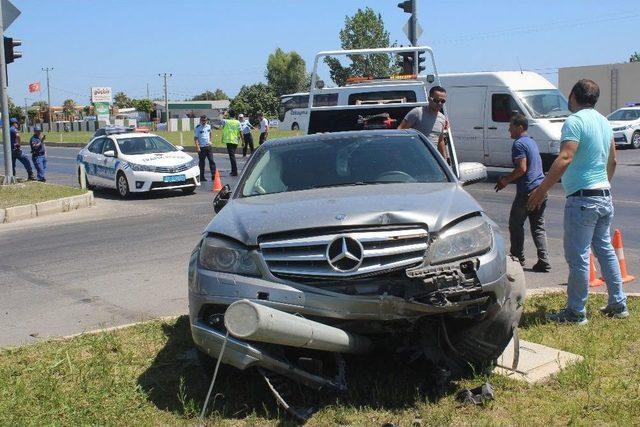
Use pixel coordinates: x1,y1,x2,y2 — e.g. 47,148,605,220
528,79,627,324
194,115,216,182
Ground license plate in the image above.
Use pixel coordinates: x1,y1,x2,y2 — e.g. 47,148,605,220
163,174,186,183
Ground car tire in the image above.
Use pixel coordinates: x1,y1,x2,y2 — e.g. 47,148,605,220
632,131,640,149
182,186,196,195
77,167,94,190
444,257,526,373
116,172,130,199
291,123,299,131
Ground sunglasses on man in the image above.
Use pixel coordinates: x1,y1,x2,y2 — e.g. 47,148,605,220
430,97,446,104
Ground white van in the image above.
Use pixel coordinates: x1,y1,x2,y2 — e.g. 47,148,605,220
428,72,569,170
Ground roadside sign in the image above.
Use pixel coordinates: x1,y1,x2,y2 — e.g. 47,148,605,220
403,19,423,42
91,87,112,103
1,0,21,30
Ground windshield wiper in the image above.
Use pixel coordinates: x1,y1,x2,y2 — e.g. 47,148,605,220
310,181,409,189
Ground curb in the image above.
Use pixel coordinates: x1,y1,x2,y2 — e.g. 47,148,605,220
1,191,95,224
47,141,230,154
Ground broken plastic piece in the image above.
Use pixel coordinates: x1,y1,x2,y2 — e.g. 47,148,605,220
455,382,494,406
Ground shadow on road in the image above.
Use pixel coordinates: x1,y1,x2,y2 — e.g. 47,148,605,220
90,188,200,201
137,316,472,423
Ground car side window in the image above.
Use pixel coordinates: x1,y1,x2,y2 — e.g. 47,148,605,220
492,94,523,122
102,139,116,154
88,138,105,154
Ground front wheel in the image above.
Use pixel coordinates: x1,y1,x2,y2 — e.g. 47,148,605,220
291,123,299,131
632,131,640,149
77,167,94,190
116,172,130,199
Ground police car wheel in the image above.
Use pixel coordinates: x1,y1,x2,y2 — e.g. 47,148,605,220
632,131,640,149
77,167,94,190
291,123,299,131
116,172,130,198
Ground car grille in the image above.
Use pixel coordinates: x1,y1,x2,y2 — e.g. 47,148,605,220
154,163,192,173
260,227,429,279
150,178,196,189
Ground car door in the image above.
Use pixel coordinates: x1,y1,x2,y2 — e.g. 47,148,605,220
83,137,105,182
447,86,486,163
485,91,525,167
100,138,118,188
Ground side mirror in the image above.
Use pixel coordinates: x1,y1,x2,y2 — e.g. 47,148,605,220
176,145,184,151
426,74,435,83
213,184,232,213
103,150,116,157
458,162,487,186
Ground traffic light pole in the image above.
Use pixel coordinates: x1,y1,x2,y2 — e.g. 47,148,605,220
410,0,418,74
0,4,14,184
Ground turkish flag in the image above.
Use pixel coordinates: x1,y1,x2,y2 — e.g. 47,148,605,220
28,82,40,92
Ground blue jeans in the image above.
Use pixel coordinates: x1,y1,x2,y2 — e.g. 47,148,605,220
33,155,47,180
564,195,627,315
11,149,33,176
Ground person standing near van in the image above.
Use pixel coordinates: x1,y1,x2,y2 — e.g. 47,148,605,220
495,113,550,272
258,112,269,145
194,115,216,182
527,79,628,324
29,128,47,182
238,114,254,157
398,86,449,161
220,110,241,176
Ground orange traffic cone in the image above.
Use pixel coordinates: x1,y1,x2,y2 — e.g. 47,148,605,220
589,252,604,288
212,169,223,192
611,229,635,284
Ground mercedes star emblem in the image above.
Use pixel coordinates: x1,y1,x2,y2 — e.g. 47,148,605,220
326,236,364,272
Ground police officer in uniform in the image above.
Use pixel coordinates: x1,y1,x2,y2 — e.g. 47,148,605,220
9,118,35,180
194,115,216,182
238,114,254,157
29,127,47,182
220,110,241,176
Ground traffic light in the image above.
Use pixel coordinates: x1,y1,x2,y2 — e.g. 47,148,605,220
3,37,21,64
397,0,414,14
417,50,426,73
397,52,415,75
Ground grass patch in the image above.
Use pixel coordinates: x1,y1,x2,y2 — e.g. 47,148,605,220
0,181,87,209
1,294,638,425
14,129,300,148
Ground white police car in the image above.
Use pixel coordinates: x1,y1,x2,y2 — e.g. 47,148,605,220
608,105,640,149
76,131,200,198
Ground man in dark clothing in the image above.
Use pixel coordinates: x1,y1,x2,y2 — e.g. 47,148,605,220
194,115,216,182
495,113,550,272
29,128,47,182
9,118,35,180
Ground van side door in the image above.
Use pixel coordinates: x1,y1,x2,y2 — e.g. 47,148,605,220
447,86,486,163
485,92,524,167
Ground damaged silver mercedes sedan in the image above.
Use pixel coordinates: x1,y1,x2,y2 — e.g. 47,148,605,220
188,129,525,417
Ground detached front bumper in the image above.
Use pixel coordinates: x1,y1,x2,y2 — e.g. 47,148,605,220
125,166,200,192
187,234,520,372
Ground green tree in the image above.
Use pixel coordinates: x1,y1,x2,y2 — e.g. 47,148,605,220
630,51,640,62
62,99,76,120
229,83,279,122
191,89,229,101
266,48,308,97
8,97,24,121
132,98,154,114
114,91,132,108
325,7,396,86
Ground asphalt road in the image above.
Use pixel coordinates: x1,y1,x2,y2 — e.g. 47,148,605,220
0,145,638,348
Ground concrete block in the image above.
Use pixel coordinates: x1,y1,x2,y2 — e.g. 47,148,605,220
35,199,64,217
61,196,82,211
495,338,584,384
5,204,36,222
0,208,5,223
87,191,95,206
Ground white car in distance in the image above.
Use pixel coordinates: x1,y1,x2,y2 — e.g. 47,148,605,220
77,131,200,198
608,105,640,149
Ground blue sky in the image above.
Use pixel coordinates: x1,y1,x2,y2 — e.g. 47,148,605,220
7,0,640,106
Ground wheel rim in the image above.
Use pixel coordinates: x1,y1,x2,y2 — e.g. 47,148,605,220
118,176,127,196
633,132,640,147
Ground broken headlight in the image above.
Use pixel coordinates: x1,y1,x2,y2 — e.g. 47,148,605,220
427,216,492,265
199,236,260,276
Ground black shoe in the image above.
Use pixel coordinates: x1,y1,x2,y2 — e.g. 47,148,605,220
200,176,207,182
28,174,36,181
230,172,238,177
532,261,551,272
512,256,525,266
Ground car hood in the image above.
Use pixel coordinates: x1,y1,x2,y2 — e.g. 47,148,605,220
609,120,637,128
206,183,483,245
121,151,193,166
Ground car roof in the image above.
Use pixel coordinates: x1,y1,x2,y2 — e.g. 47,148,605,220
111,132,157,139
263,129,421,147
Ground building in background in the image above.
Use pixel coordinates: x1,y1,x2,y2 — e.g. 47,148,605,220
153,100,230,122
559,62,640,115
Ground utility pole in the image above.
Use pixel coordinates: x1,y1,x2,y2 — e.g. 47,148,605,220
146,82,150,99
0,5,12,183
42,67,53,124
158,73,171,124
24,97,28,129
